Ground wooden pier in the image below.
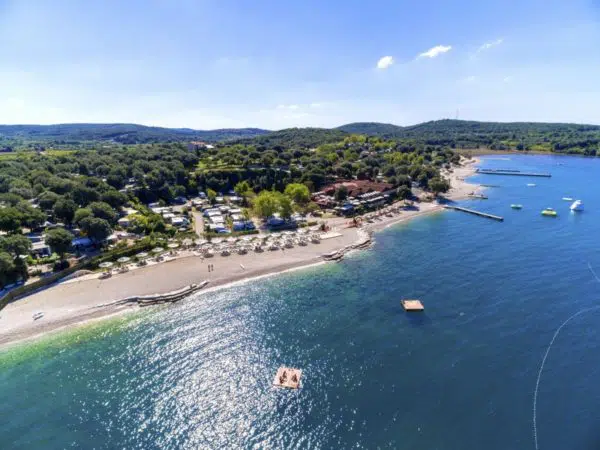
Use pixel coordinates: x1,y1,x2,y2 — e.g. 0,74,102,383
443,205,504,222
476,169,551,177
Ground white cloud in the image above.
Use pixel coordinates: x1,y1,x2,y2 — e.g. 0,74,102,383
376,56,394,69
418,45,452,58
476,38,504,53
503,76,513,83
309,102,322,108
276,104,300,110
465,76,477,83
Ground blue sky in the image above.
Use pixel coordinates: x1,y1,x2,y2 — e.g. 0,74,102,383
1,0,600,129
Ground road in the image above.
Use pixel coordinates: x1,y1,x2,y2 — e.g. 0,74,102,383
192,210,204,237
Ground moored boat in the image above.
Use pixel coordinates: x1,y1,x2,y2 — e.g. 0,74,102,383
541,207,557,217
562,197,573,201
511,204,523,209
527,183,536,187
570,200,584,212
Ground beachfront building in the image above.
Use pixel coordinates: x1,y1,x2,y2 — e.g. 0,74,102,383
313,180,394,214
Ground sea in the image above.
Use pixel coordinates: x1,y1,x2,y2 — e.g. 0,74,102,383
2,154,600,450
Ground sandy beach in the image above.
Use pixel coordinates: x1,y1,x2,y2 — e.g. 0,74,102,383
0,158,480,348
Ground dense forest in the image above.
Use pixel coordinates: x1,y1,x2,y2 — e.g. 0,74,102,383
0,134,454,286
0,124,269,147
199,134,456,194
336,120,600,155
3,120,600,155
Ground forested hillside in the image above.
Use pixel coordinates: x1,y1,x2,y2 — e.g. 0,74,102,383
233,128,349,149
0,124,269,146
2,120,600,155
333,120,600,155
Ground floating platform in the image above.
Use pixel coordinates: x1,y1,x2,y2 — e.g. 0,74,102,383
476,169,551,177
443,205,504,222
273,367,302,389
402,299,424,311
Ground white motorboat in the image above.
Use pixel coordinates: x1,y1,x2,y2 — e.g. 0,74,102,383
570,200,584,212
527,183,536,187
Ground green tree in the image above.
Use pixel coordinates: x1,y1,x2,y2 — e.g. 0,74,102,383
207,188,217,204
252,191,279,218
278,194,293,219
89,201,118,224
397,185,412,200
37,191,60,210
53,198,77,225
0,252,17,288
101,189,128,208
284,183,310,205
0,234,32,257
15,202,45,230
80,217,112,242
234,181,252,197
428,177,450,195
0,207,22,233
334,185,348,202
46,228,74,259
74,208,93,225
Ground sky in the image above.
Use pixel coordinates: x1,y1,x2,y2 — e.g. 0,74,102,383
1,0,600,129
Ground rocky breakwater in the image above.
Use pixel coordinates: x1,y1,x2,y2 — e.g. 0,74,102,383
321,228,373,262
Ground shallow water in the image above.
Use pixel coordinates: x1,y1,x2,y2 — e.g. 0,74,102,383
2,154,600,449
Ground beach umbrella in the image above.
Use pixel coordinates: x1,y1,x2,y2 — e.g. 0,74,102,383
152,247,165,253
137,252,149,259
168,242,180,249
117,256,131,264
99,261,113,269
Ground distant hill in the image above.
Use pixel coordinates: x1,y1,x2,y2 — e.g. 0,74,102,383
336,122,404,135
0,124,270,145
332,119,600,153
233,127,349,149
2,119,600,155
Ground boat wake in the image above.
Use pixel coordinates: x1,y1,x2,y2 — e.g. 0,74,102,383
532,262,600,449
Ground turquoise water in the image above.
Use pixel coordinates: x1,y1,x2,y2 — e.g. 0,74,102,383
2,154,600,449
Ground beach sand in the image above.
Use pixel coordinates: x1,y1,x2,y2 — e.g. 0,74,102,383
0,158,480,348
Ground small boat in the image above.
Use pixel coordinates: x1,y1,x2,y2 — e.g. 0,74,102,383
32,312,44,320
570,200,584,212
527,183,536,187
541,208,558,217
511,204,523,209
562,197,573,201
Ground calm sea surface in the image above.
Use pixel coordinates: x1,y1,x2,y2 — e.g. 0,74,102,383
3,154,600,449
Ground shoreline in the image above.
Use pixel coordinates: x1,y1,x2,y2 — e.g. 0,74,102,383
0,158,481,350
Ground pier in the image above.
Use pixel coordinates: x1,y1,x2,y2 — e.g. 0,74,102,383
476,169,551,177
443,205,504,222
